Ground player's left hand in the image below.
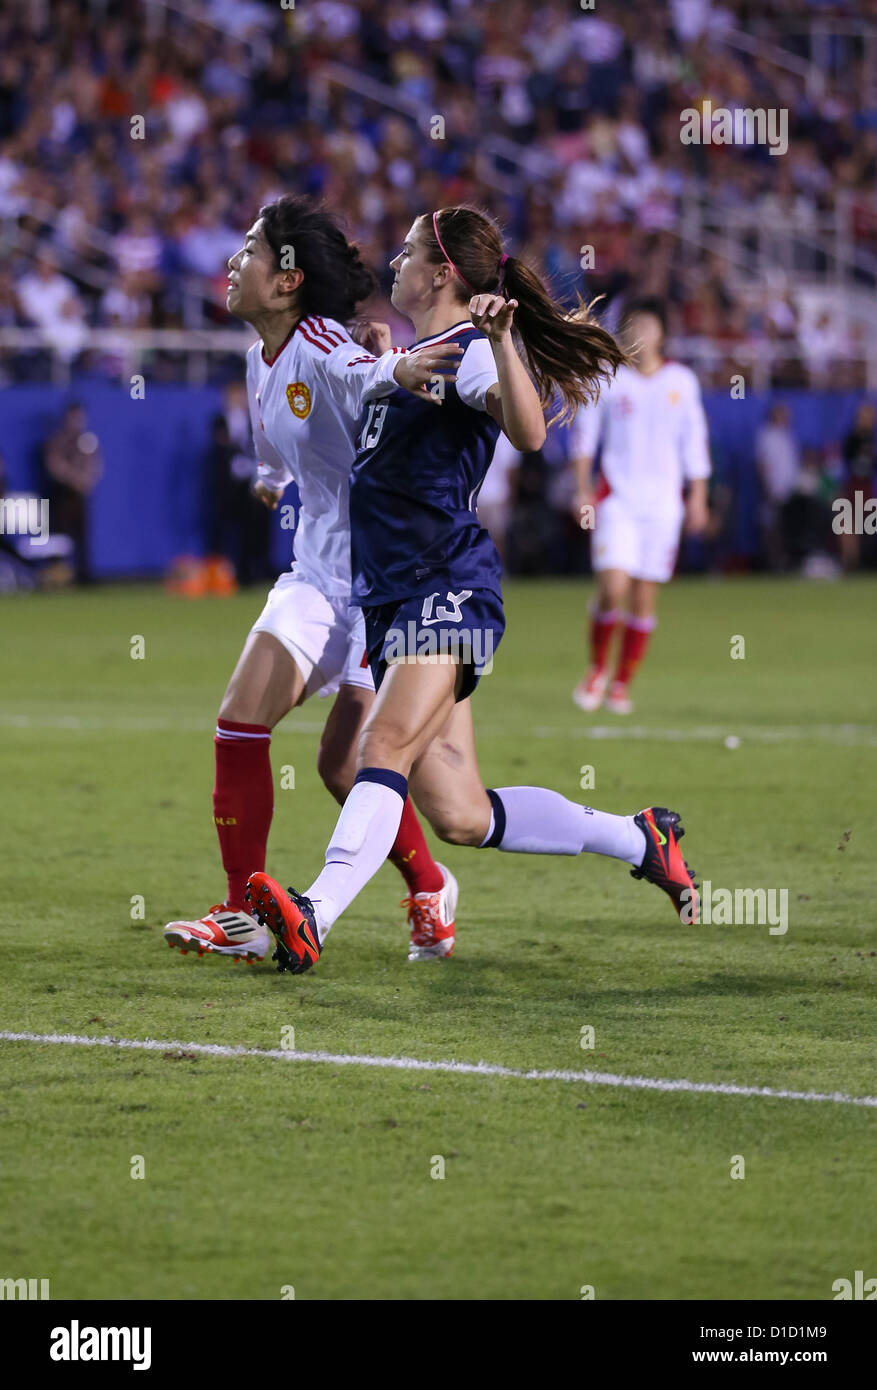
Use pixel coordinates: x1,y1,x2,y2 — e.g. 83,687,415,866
469,294,517,341
252,480,283,511
351,320,392,355
684,497,709,535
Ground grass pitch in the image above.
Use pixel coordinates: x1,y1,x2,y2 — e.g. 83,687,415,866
1,577,875,1300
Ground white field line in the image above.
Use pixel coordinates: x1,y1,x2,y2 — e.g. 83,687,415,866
1,1031,875,1108
0,712,326,735
2,711,877,746
539,723,877,747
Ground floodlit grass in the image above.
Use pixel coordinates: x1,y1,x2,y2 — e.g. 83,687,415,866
1,577,875,1299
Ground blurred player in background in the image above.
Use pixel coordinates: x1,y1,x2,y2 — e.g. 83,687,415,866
164,196,462,965
570,299,711,714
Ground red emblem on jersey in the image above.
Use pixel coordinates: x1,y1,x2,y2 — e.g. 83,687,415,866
286,382,311,418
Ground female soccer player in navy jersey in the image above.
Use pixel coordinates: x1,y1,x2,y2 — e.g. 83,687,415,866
247,206,700,973
163,197,464,965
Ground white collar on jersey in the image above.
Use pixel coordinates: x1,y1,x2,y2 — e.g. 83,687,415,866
410,321,477,352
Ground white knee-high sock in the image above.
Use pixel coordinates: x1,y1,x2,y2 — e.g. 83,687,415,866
480,786,646,866
305,768,407,939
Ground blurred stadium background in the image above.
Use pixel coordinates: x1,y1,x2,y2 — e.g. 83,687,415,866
1,0,876,588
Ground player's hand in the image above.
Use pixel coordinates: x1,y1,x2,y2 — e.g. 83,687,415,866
469,294,517,341
393,344,464,405
572,487,595,529
253,480,283,511
352,320,392,355
684,496,709,535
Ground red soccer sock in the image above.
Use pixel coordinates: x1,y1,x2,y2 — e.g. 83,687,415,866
589,607,620,672
213,718,274,910
388,796,444,895
614,615,656,687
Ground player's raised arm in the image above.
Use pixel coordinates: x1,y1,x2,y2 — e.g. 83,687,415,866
313,331,464,416
568,394,606,521
470,294,546,452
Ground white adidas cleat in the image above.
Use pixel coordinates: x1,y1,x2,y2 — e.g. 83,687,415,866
605,680,634,715
163,905,271,962
572,667,610,712
404,864,458,961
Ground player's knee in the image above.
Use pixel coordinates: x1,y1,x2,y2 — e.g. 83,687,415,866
428,809,483,847
218,690,257,725
357,722,405,770
316,744,354,804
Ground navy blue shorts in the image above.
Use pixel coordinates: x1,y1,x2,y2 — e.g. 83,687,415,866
362,588,505,702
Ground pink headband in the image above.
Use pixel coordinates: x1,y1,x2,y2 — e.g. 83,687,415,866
431,212,509,292
432,211,477,294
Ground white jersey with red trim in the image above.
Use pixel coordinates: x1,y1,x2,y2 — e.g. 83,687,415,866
246,314,406,597
570,361,710,520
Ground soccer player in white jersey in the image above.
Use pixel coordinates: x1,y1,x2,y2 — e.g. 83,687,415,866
163,197,463,964
569,299,711,714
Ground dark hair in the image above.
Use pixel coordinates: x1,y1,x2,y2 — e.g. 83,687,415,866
419,206,627,424
622,297,668,335
259,195,377,323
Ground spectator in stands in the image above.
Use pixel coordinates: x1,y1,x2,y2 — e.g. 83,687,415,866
755,403,801,571
17,248,87,364
784,446,839,578
42,402,104,583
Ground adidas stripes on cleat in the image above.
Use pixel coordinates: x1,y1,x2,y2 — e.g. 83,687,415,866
630,806,700,922
162,905,270,961
245,872,322,974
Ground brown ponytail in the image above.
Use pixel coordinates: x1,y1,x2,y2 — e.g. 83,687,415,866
422,206,627,424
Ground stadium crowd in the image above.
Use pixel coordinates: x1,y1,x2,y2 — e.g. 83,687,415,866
0,0,875,582
0,0,875,385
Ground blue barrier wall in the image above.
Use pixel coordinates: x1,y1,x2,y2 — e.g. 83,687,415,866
0,383,869,576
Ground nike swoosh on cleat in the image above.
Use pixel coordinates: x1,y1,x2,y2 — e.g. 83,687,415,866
298,922,319,956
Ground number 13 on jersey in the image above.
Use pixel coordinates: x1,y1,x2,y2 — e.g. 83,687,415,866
360,401,389,449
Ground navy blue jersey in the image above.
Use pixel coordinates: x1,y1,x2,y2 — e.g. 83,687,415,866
349,321,503,606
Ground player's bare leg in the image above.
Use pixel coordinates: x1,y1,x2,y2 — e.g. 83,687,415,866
248,657,462,971
408,698,492,847
408,697,698,923
164,632,304,961
573,567,629,711
606,577,659,714
317,683,454,958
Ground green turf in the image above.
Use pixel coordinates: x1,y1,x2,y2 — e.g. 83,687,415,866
1,577,876,1300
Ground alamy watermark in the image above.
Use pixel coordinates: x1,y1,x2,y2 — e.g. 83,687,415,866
832,491,877,535
384,620,495,675
681,882,788,935
0,496,49,545
384,591,495,675
680,102,788,157
1,1275,50,1299
50,1321,151,1370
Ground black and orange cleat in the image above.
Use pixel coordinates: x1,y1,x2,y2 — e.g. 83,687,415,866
245,872,322,974
630,806,699,923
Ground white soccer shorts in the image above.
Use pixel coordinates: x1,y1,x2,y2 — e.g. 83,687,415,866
591,496,682,584
250,570,374,700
